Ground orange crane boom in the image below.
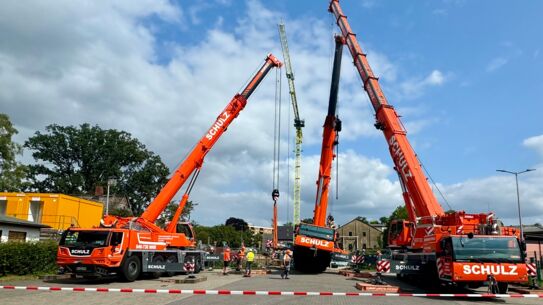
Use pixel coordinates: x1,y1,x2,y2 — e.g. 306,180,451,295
141,54,283,224
313,35,344,227
293,36,346,273
329,0,527,292
57,54,283,282
329,0,443,219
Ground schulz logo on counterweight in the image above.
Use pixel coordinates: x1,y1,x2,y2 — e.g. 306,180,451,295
300,237,331,248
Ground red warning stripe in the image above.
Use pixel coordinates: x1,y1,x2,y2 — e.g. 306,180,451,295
527,263,537,276
0,286,542,298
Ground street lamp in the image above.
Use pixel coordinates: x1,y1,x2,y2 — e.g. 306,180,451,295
106,177,117,215
496,168,536,242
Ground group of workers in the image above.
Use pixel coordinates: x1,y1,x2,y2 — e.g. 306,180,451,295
222,246,255,276
222,246,292,279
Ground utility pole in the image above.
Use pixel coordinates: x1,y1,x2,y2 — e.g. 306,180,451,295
496,168,536,241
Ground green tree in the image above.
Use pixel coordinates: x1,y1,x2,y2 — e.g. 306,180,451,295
356,216,368,224
225,217,248,231
156,200,197,227
0,114,27,191
389,205,408,221
24,124,169,215
301,217,313,223
194,225,256,248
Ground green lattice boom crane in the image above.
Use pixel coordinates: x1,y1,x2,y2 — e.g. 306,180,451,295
278,22,304,226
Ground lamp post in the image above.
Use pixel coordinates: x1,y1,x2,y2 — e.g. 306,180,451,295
496,168,535,242
106,177,117,215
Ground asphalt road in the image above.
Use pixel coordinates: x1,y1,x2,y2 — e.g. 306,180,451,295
0,269,540,305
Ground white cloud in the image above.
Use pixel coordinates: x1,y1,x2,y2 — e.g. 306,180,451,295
399,69,447,99
425,70,445,85
190,150,403,226
523,135,543,158
486,57,508,72
4,0,537,229
440,171,543,225
1,0,404,226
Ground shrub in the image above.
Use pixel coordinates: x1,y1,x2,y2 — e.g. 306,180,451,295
0,241,58,276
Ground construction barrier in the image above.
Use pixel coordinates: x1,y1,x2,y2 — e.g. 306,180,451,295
1,286,542,298
527,263,537,277
376,260,390,273
351,255,364,264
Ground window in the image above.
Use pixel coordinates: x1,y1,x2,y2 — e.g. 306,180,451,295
59,230,109,247
451,236,522,263
362,243,367,249
177,223,194,239
362,232,366,237
348,244,353,251
28,200,43,223
0,200,6,215
348,231,352,236
110,232,124,246
8,231,26,242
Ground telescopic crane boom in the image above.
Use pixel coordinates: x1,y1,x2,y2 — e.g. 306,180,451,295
278,22,305,225
58,54,282,282
313,35,343,228
292,36,346,273
141,54,283,226
329,0,527,292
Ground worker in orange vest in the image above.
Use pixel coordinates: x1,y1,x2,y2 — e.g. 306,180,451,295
281,249,292,279
222,246,231,275
236,246,245,271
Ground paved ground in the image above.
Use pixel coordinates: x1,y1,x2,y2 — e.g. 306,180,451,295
0,269,540,305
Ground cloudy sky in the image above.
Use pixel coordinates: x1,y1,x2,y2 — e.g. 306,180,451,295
1,0,542,227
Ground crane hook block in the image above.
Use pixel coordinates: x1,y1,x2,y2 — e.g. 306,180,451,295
272,189,280,201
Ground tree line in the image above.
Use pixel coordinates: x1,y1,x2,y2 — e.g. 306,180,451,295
1,113,410,248
1,113,177,217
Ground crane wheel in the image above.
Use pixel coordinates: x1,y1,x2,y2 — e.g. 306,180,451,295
120,255,141,282
150,255,164,279
164,255,178,277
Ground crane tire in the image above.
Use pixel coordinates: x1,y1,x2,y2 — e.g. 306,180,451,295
120,255,141,282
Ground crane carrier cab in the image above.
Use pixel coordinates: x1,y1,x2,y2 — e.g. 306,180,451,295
57,223,205,281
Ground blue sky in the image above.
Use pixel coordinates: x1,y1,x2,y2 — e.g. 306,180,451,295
147,0,543,183
1,0,542,226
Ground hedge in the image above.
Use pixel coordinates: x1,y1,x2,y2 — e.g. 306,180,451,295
0,241,58,276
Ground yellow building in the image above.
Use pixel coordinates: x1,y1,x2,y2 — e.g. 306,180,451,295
0,193,103,230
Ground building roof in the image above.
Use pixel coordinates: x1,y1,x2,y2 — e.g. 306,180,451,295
521,224,543,233
0,214,50,228
512,224,543,241
338,217,384,233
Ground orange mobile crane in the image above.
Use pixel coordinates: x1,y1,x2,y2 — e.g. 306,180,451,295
293,36,346,273
57,54,282,281
329,0,528,292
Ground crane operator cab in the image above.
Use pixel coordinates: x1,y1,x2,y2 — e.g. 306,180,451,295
176,222,195,240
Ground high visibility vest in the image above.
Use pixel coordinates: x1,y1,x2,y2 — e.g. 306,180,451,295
247,252,255,262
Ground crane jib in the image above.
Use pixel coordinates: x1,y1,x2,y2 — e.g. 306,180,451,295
140,54,282,224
